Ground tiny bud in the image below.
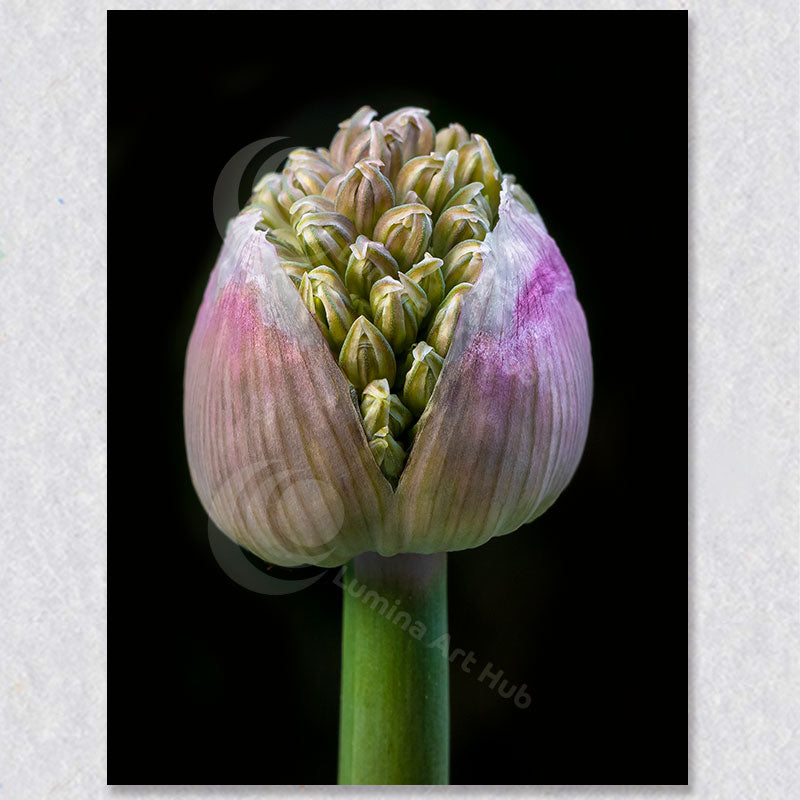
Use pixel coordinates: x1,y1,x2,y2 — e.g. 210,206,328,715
344,235,399,299
299,267,356,351
425,282,473,358
373,201,433,272
338,316,397,391
381,107,435,162
295,212,357,276
289,195,335,228
368,426,407,481
264,227,305,260
286,148,339,184
472,134,502,221
329,106,378,169
442,239,484,291
432,204,490,254
335,159,395,236
280,260,312,287
434,122,470,153
370,274,430,353
402,341,444,417
278,166,328,210
360,378,414,439
406,252,446,312
249,172,290,227
395,150,458,219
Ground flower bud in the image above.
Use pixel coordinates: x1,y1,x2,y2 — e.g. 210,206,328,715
344,235,399,299
286,148,339,184
338,315,397,391
329,106,378,169
289,195,335,228
406,252,445,312
432,204,490,255
395,150,458,219
434,122,469,152
279,165,329,210
342,121,405,184
370,274,430,353
441,239,484,291
368,426,407,481
264,227,305,260
402,341,444,417
425,282,472,358
295,212,356,276
335,159,395,236
249,172,291,228
281,260,312,287
299,267,356,352
381,107,435,162
360,378,413,439
373,200,433,272
453,135,502,221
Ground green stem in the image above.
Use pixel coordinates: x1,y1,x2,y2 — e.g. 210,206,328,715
337,551,449,785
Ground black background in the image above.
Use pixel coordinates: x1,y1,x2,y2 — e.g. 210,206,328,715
110,10,687,785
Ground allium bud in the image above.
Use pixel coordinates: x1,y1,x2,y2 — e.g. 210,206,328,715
434,122,469,152
329,105,377,169
299,266,356,352
425,282,472,358
432,203,490,254
248,172,291,229
344,235,400,298
368,426,407,481
381,107,435,162
295,212,356,276
373,200,433,272
370,273,430,353
441,239,484,291
406,252,445,312
395,150,458,219
185,105,592,567
360,378,414,439
338,315,397,391
402,341,444,417
289,195,335,227
335,159,395,236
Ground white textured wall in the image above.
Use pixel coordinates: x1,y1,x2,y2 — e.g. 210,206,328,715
0,1,797,798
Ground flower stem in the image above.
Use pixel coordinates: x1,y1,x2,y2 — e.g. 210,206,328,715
337,551,449,785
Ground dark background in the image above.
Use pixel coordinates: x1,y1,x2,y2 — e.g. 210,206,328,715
110,10,687,785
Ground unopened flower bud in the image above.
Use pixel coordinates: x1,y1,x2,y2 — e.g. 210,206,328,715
299,267,356,351
335,159,395,236
249,172,290,228
402,341,444,417
425,282,473,358
453,135,502,221
432,204,490,254
280,260,312,287
395,150,458,219
344,235,399,299
370,274,430,353
295,212,356,276
286,148,338,185
338,315,397,391
360,378,413,439
289,194,335,227
381,107,435,162
406,252,445,312
434,122,469,152
368,426,407,481
373,201,433,271
329,105,378,169
441,239,484,291
264,227,305,260
279,165,328,210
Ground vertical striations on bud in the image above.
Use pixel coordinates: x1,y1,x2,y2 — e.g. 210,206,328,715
338,316,397,391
